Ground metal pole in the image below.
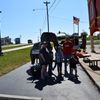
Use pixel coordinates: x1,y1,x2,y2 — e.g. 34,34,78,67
0,11,3,56
40,28,42,41
73,23,74,34
77,23,79,36
44,1,50,32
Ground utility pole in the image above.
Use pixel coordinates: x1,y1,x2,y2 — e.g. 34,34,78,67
40,29,42,37
0,11,3,56
40,29,42,41
44,1,50,32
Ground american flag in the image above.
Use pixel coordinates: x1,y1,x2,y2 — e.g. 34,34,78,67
73,16,80,25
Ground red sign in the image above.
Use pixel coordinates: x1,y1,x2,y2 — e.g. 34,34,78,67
88,0,100,35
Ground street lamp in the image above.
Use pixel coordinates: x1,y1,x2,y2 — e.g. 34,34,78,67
0,11,3,56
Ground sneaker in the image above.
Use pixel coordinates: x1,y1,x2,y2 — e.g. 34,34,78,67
75,74,79,78
64,70,68,75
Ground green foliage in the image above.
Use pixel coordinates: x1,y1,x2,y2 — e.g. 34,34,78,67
81,32,88,37
97,33,100,39
86,40,100,45
86,34,100,40
0,47,31,76
93,36,98,40
86,36,90,40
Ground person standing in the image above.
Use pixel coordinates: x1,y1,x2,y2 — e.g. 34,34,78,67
39,41,50,80
69,50,79,79
53,45,63,77
47,42,53,77
63,37,74,75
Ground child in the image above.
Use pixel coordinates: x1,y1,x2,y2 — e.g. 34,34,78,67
53,45,63,77
69,50,79,78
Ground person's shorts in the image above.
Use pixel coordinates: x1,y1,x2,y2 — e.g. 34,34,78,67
57,62,62,67
70,64,77,68
64,55,72,63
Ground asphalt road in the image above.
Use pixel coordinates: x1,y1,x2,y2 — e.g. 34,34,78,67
0,62,100,100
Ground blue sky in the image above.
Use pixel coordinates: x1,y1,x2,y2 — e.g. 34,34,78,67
0,0,89,43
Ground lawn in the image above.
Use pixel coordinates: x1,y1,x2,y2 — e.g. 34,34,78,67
2,44,32,50
0,47,31,76
86,40,100,45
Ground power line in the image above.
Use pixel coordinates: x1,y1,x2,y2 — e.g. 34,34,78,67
40,0,62,32
50,15,88,24
33,8,44,11
40,15,88,32
42,0,61,32
41,15,46,31
50,0,62,13
49,0,57,10
0,11,3,56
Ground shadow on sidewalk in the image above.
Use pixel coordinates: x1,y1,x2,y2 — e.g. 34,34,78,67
34,75,64,90
68,76,81,84
89,65,100,71
26,66,81,90
64,73,81,84
34,77,56,90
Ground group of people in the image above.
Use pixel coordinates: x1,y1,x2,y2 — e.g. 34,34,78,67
39,37,79,80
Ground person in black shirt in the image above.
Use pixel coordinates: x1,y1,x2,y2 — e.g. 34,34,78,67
47,42,53,77
69,50,79,79
39,41,50,80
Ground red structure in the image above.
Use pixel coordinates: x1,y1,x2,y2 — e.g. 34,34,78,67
88,0,100,35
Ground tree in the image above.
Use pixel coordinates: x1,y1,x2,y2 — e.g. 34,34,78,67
81,31,88,37
97,32,100,39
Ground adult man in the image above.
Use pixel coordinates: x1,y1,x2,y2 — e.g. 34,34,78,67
63,37,74,75
47,42,53,77
39,41,50,80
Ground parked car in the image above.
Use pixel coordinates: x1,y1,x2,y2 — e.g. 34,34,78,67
29,32,59,78
30,42,41,64
28,39,33,44
30,32,59,65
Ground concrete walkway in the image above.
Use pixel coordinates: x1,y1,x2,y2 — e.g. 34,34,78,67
2,45,33,53
79,45,100,91
0,45,100,100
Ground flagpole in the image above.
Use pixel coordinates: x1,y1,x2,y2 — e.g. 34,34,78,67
78,23,79,36
73,22,74,34
73,16,74,34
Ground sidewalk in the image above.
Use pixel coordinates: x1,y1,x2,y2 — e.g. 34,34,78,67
79,45,100,92
0,45,100,99
2,45,33,53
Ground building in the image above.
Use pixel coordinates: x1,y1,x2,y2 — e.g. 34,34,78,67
15,38,20,44
1,36,12,45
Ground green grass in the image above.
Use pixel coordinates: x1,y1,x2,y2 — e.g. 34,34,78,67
86,40,100,45
0,47,31,76
2,44,32,50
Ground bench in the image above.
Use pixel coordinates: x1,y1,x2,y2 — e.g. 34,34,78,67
81,53,91,58
88,57,100,67
76,51,91,58
81,53,91,62
76,52,91,62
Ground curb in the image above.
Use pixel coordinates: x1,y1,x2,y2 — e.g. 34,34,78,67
0,94,43,100
79,62,100,92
